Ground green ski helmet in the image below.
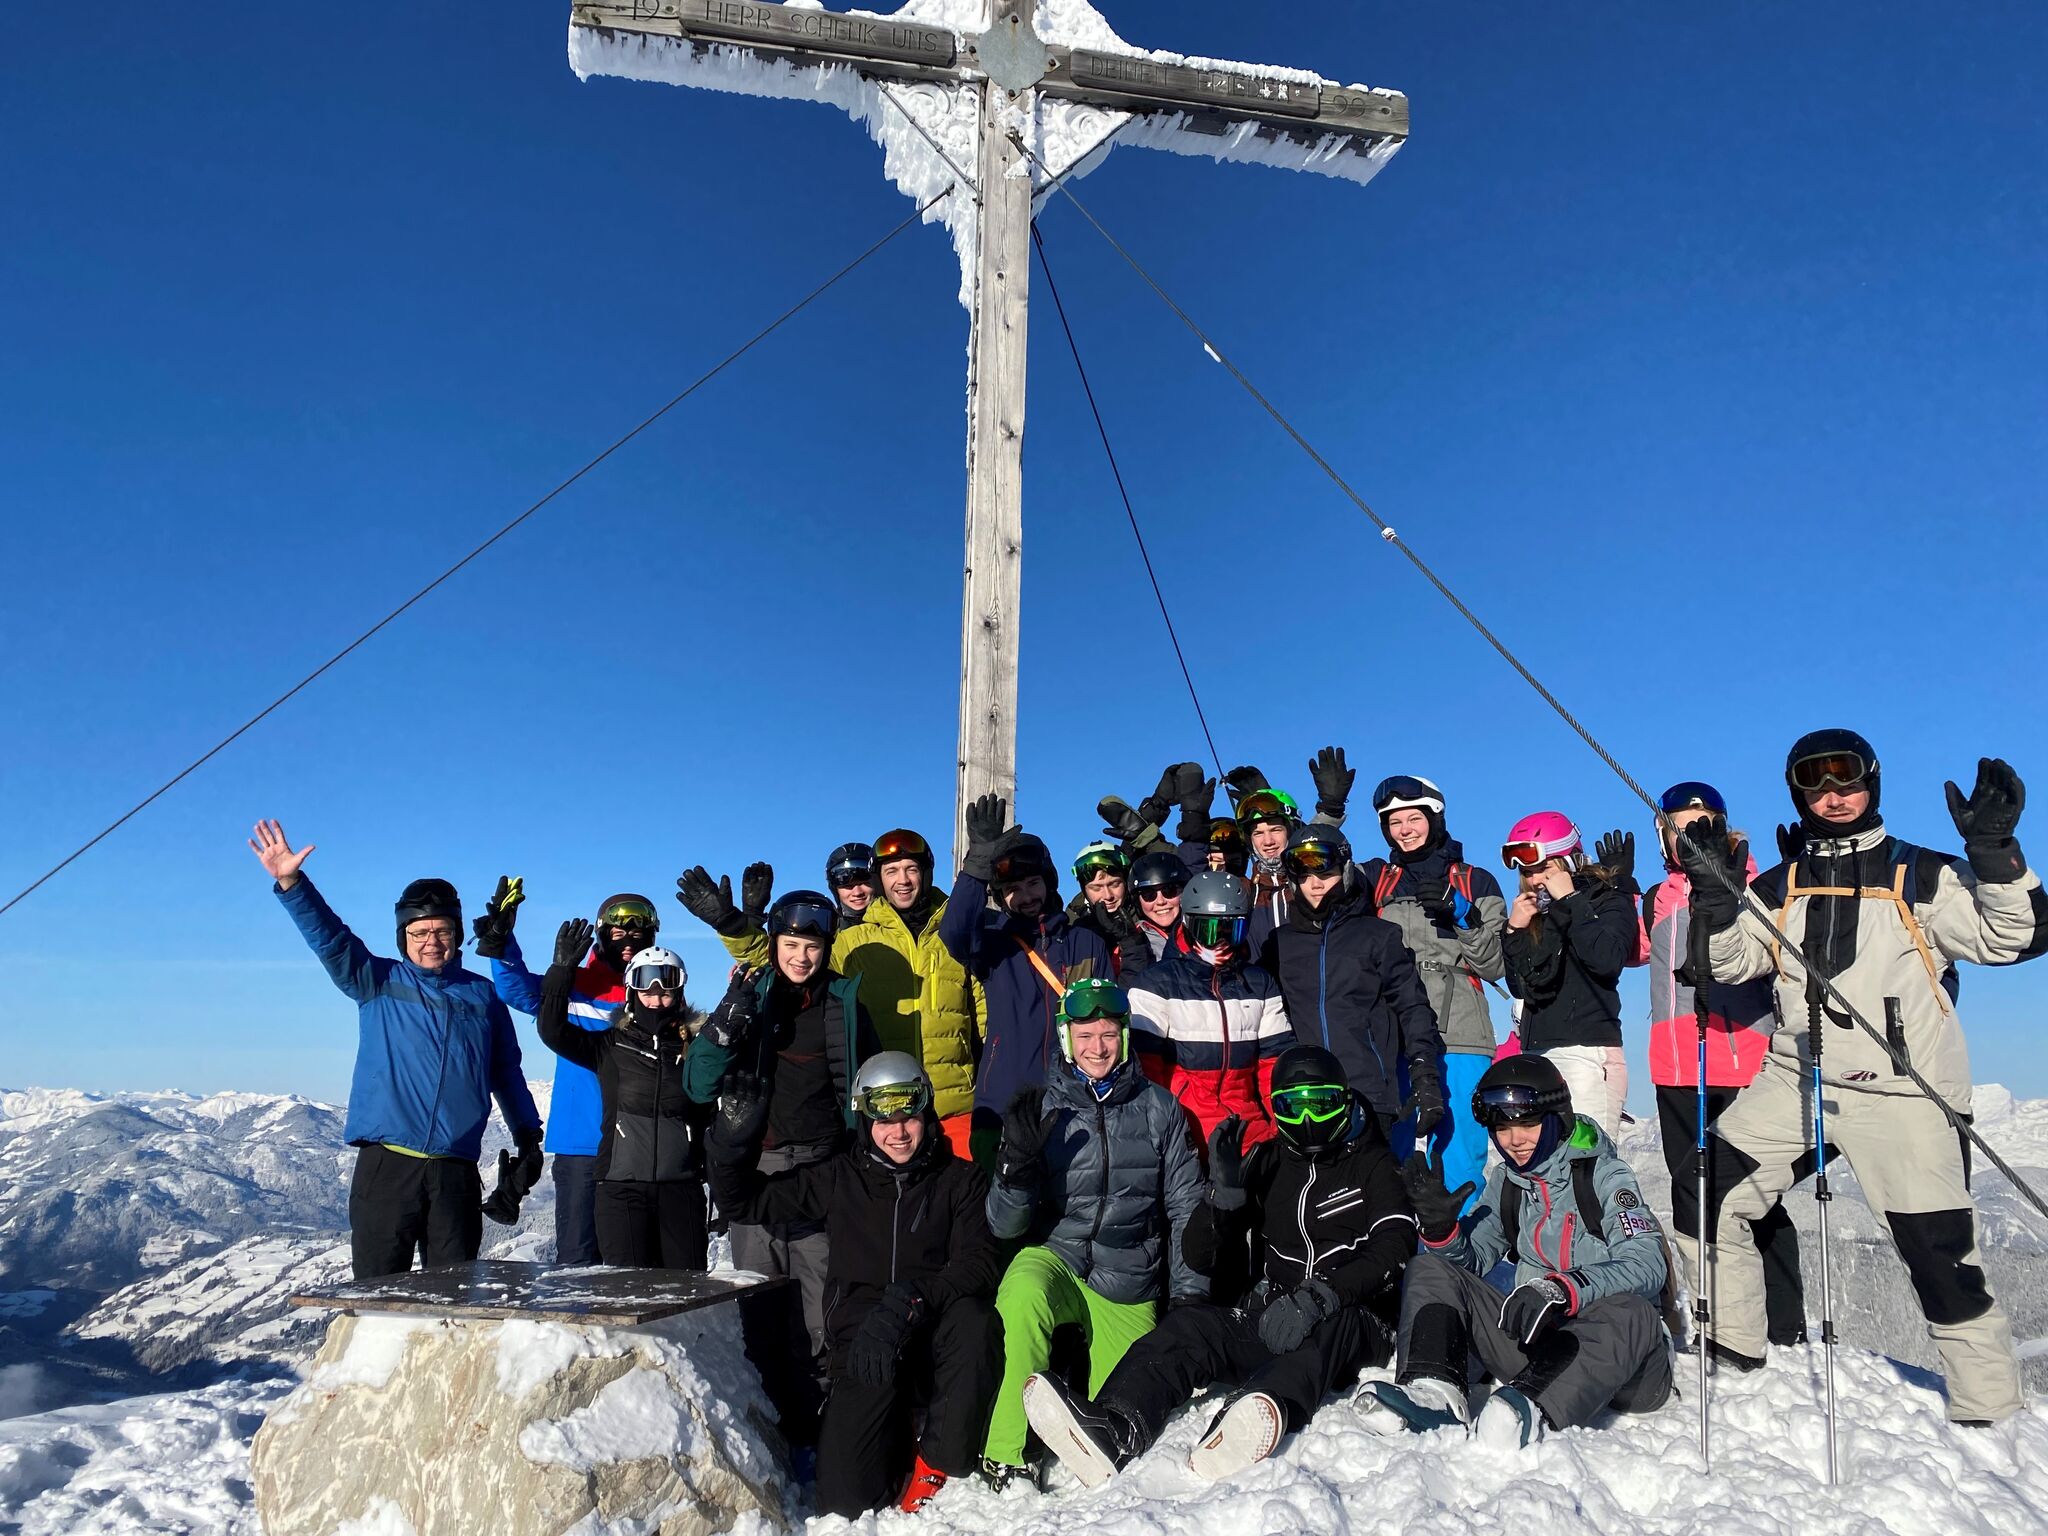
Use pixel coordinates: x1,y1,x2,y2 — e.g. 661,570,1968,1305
1236,788,1300,833
1056,976,1131,1064
1072,840,1130,885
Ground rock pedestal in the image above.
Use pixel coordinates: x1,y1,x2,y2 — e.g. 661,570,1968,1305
251,1306,785,1535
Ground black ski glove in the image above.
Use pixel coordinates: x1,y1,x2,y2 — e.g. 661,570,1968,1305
846,1282,926,1387
553,917,594,969
962,793,1010,882
1207,1115,1248,1210
1595,830,1636,892
1223,766,1270,807
1177,776,1219,844
1500,1277,1572,1345
1775,823,1806,867
1675,817,1746,933
1097,797,1164,850
1411,876,1456,930
1309,746,1354,820
707,1070,770,1161
1257,1278,1341,1355
471,875,524,960
741,862,775,923
1401,1151,1475,1244
508,1126,545,1197
1405,1064,1446,1140
997,1086,1053,1187
677,867,747,937
1946,757,2027,884
1136,763,1185,830
702,968,761,1053
481,1148,527,1225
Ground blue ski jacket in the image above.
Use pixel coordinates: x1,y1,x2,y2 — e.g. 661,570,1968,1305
277,876,541,1160
490,930,620,1156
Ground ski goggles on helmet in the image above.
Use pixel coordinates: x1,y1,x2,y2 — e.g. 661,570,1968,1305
992,848,1052,883
1236,789,1298,827
857,1077,932,1122
598,897,659,933
1371,775,1444,814
1788,751,1870,793
1057,977,1128,1024
1074,845,1129,881
767,892,839,940
825,843,877,889
873,829,931,865
1208,818,1243,847
1271,1081,1351,1127
1185,914,1248,950
1501,836,1578,872
1283,837,1347,878
1658,781,1727,816
1472,1083,1560,1129
624,957,684,993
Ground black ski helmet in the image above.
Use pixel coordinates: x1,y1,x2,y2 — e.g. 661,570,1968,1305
825,842,878,891
1785,727,1882,836
1128,850,1189,897
394,878,461,950
1269,1045,1356,1154
1470,1053,1572,1130
992,832,1057,895
1283,823,1353,890
593,893,660,970
766,889,840,943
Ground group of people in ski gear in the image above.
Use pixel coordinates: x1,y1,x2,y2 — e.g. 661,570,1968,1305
250,725,2044,1513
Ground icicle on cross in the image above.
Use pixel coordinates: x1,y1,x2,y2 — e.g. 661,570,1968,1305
568,0,1407,863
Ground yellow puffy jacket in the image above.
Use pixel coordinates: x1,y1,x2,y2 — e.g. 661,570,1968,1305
717,893,985,1120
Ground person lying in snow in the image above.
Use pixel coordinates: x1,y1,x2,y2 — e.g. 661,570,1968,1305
1022,1044,1415,1487
706,1052,1000,1518
1359,1053,1673,1445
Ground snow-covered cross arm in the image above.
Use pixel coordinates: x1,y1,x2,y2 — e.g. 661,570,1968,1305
567,0,1407,863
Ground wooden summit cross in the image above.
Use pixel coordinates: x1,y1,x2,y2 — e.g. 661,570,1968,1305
568,1,1408,861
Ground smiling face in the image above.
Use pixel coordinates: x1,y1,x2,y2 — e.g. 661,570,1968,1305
879,857,924,911
1068,1015,1123,1081
869,1112,925,1164
1495,1119,1545,1167
1137,886,1182,928
774,934,826,984
1083,870,1126,911
834,879,875,913
1249,821,1289,861
1384,808,1432,854
404,920,459,969
999,875,1047,921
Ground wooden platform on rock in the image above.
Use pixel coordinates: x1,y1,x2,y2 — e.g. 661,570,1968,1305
289,1261,781,1325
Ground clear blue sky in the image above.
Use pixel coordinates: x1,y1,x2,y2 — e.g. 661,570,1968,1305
3,3,2043,1109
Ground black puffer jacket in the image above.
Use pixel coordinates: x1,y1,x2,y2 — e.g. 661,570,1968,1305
539,966,708,1182
1261,882,1442,1119
1502,872,1635,1050
707,1115,999,1361
1183,1107,1416,1310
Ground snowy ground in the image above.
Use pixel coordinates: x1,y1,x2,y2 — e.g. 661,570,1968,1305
0,1086,2043,1533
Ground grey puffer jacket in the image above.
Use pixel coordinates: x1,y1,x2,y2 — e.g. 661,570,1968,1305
1425,1116,1668,1315
985,1056,1204,1305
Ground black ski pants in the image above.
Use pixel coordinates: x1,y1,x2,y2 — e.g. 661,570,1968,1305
1100,1299,1392,1452
1397,1252,1673,1429
348,1143,482,1280
552,1153,601,1266
594,1179,708,1271
1656,1085,1806,1345
814,1294,1002,1519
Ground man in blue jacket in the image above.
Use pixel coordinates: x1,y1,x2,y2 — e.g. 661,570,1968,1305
250,820,544,1279
473,882,658,1265
939,796,1111,1166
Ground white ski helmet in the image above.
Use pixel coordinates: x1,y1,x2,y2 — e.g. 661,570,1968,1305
623,946,687,995
1372,775,1445,819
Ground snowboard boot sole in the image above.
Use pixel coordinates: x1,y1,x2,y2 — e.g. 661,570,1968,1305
1022,1374,1122,1490
1188,1392,1284,1481
1356,1379,1468,1436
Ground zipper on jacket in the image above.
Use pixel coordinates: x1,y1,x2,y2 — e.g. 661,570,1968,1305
1317,927,1333,1050
891,1176,903,1282
1532,1178,1552,1269
1298,1160,1319,1278
1083,1098,1111,1269
427,974,452,1155
1212,967,1231,1103
1559,1212,1577,1272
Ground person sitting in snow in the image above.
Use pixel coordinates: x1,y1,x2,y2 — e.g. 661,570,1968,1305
1021,1045,1415,1488
980,978,1206,1490
1359,1054,1673,1445
706,1052,1001,1519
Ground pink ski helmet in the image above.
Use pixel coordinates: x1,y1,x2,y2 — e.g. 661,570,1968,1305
1502,811,1581,873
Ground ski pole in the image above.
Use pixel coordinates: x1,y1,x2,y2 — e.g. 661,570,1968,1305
1689,915,1713,1468
1806,971,1839,1485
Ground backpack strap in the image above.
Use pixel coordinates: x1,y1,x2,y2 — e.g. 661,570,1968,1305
1372,862,1402,914
1768,853,1949,1016
1447,863,1474,903
1572,1158,1606,1245
1013,935,1068,1000
1498,1181,1522,1267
